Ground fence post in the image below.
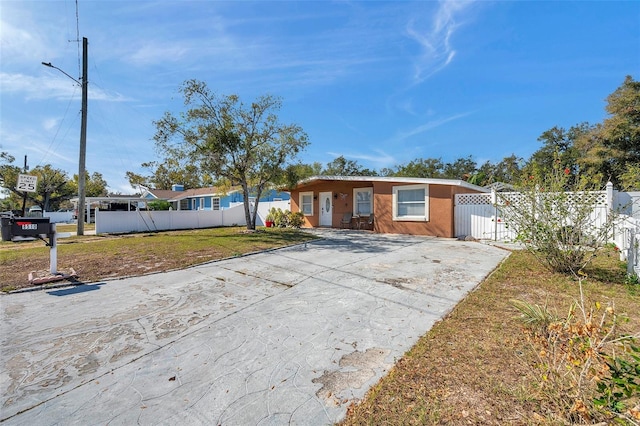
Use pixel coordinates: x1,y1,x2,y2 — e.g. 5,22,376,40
606,181,614,210
606,181,614,242
491,188,498,241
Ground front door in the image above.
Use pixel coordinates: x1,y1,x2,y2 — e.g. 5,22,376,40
319,192,333,227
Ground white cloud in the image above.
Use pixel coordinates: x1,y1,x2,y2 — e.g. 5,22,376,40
0,72,130,102
327,150,396,168
406,0,475,83
0,18,49,65
42,118,59,131
125,42,191,67
393,112,471,142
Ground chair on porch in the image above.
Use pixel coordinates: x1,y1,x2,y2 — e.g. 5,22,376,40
366,213,374,230
340,212,353,229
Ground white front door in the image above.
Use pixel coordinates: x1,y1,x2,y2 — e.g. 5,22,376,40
319,192,333,226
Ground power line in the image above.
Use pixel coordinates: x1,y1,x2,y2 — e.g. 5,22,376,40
75,0,81,77
37,86,80,167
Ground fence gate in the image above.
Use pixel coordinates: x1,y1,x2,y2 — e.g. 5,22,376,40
454,193,497,240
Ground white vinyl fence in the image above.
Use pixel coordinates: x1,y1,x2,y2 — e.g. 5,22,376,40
43,211,74,223
454,183,640,273
615,216,640,275
95,200,291,234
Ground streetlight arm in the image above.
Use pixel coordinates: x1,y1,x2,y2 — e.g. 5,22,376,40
41,61,80,85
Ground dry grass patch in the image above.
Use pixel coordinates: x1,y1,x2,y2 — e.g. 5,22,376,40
341,248,639,425
0,227,318,291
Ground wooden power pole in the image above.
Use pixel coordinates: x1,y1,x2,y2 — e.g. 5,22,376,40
77,37,88,236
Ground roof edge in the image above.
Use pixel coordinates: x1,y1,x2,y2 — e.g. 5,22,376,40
294,175,489,192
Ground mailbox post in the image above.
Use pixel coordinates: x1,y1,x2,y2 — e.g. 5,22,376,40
1,216,77,284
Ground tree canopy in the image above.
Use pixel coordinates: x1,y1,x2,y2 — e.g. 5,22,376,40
125,159,207,191
0,151,109,212
152,80,309,230
321,155,378,176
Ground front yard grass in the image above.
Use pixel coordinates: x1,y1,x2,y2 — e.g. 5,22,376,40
0,227,318,292
340,248,639,425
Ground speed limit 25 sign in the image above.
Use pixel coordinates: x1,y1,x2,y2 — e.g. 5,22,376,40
16,174,38,193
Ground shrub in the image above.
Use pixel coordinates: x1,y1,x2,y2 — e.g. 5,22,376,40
266,207,304,228
498,155,617,275
288,211,304,228
513,281,640,424
147,200,171,210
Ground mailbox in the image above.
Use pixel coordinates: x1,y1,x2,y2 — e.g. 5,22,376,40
0,217,11,241
1,217,53,241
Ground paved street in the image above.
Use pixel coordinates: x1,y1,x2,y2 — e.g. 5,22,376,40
1,230,509,425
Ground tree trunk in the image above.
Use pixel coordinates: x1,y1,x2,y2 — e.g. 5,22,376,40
251,186,264,230
242,184,254,230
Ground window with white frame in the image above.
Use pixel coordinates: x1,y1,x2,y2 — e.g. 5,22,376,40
300,191,313,215
212,197,220,211
353,187,373,215
392,184,429,221
199,198,204,210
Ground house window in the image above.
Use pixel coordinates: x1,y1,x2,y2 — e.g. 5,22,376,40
212,197,220,211
199,198,204,210
353,187,372,215
300,192,313,216
392,184,429,221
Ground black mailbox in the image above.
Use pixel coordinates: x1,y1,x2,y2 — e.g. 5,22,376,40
1,217,53,241
0,217,11,241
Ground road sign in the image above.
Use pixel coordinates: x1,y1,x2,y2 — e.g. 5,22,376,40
17,174,38,193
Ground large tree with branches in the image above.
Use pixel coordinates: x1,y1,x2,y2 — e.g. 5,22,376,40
153,80,309,230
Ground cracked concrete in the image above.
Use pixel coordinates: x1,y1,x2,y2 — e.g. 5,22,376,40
1,230,509,425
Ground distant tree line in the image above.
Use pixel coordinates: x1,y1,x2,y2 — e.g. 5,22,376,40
0,151,108,212
129,75,639,193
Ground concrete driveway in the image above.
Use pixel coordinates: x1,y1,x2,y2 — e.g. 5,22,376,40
1,230,509,425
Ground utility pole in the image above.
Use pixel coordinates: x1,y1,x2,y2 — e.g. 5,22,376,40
41,37,88,236
20,155,28,217
78,37,88,236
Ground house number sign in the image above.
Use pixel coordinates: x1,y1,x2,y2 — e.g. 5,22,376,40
17,174,38,193
17,222,38,230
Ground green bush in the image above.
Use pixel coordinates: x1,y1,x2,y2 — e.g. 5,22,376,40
266,207,304,228
148,200,171,211
594,342,640,419
288,211,304,228
514,282,640,424
498,155,617,275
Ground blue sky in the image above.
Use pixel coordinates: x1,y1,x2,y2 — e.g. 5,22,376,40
1,1,638,194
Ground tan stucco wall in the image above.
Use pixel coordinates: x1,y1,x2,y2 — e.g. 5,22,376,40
291,181,369,228
290,180,483,237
